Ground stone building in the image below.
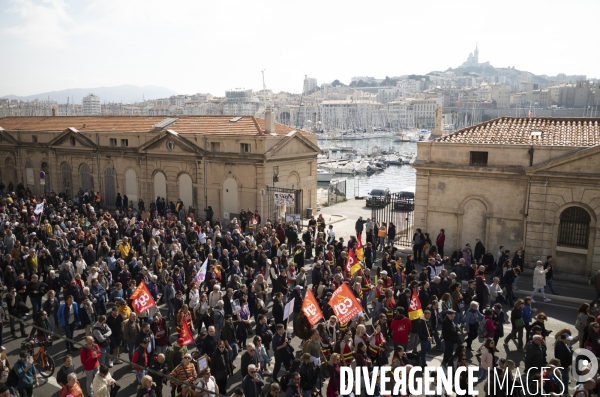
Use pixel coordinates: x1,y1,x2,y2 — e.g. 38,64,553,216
0,111,319,221
413,117,600,275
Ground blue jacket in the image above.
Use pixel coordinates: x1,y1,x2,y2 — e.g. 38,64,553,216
13,358,37,388
523,304,534,323
57,302,80,327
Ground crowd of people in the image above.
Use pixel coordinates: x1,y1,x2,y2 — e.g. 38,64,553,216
0,186,598,397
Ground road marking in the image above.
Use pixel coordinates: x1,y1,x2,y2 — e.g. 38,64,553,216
43,376,60,389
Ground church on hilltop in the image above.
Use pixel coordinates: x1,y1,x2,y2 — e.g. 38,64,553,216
460,44,491,68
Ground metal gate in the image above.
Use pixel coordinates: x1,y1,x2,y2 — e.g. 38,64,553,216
371,191,415,246
104,167,116,209
266,186,303,227
61,163,72,199
327,180,346,206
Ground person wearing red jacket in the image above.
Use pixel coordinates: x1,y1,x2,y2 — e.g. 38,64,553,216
80,336,100,397
132,338,150,385
391,307,412,350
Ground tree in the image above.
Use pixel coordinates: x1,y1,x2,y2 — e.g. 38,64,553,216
380,76,399,86
331,79,344,87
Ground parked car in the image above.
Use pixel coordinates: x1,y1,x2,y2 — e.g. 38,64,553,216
366,188,391,207
393,191,415,211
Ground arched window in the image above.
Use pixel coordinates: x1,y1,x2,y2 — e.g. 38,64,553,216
558,207,591,249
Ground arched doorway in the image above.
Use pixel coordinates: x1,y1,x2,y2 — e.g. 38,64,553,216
125,169,138,203
154,172,167,201
461,198,487,248
178,174,193,209
222,178,238,218
104,167,116,208
80,163,92,192
61,163,72,198
5,157,17,186
287,173,300,190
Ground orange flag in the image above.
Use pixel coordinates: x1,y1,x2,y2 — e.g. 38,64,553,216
301,289,324,326
179,316,194,345
408,288,423,321
130,281,157,315
328,283,363,325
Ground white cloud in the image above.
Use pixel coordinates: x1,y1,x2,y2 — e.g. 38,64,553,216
3,0,73,48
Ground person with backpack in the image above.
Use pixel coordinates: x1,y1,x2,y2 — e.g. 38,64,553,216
462,301,484,351
478,309,496,342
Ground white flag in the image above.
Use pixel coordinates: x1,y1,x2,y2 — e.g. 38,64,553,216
196,258,208,283
34,203,44,215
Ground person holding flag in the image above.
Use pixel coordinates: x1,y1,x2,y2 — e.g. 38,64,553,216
407,287,424,354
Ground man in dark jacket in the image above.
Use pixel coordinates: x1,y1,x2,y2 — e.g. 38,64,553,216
418,310,433,368
149,353,168,397
242,364,265,397
221,315,239,363
441,310,460,366
554,333,572,388
524,335,545,375
240,344,259,378
272,293,285,325
272,324,291,384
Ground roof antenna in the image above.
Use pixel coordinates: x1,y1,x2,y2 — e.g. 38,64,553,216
261,70,268,110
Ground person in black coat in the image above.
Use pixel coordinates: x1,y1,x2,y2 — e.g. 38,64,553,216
240,345,259,378
524,335,545,374
441,310,460,366
241,365,264,397
554,332,573,387
210,341,233,395
272,293,285,325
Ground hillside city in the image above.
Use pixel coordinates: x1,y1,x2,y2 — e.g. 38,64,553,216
1,45,598,133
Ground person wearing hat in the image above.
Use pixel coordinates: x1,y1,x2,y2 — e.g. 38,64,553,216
554,331,573,389
441,310,460,366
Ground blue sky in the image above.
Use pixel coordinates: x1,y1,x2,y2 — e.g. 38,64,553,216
1,0,598,97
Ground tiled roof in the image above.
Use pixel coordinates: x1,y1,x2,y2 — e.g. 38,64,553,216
436,117,600,146
0,116,312,136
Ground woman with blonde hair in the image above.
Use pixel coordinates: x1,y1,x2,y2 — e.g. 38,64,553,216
326,353,341,397
135,375,157,397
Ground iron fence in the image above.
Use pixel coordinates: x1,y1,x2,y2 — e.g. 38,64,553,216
266,186,304,227
371,191,415,246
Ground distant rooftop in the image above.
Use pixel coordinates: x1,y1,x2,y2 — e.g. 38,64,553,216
0,116,312,137
435,117,600,146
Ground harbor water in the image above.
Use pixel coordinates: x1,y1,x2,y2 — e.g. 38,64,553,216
318,136,417,198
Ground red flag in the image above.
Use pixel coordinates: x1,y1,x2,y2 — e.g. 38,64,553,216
408,288,423,321
356,233,364,262
179,316,194,345
328,283,363,325
301,289,324,326
346,248,359,274
130,281,157,315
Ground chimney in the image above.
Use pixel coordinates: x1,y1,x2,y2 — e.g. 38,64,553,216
265,107,275,134
52,106,56,116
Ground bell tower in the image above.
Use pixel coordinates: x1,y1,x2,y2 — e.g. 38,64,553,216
474,43,479,64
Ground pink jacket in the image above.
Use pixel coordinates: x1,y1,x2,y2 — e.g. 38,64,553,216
484,316,496,338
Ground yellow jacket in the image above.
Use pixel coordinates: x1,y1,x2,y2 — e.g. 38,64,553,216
119,242,131,259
